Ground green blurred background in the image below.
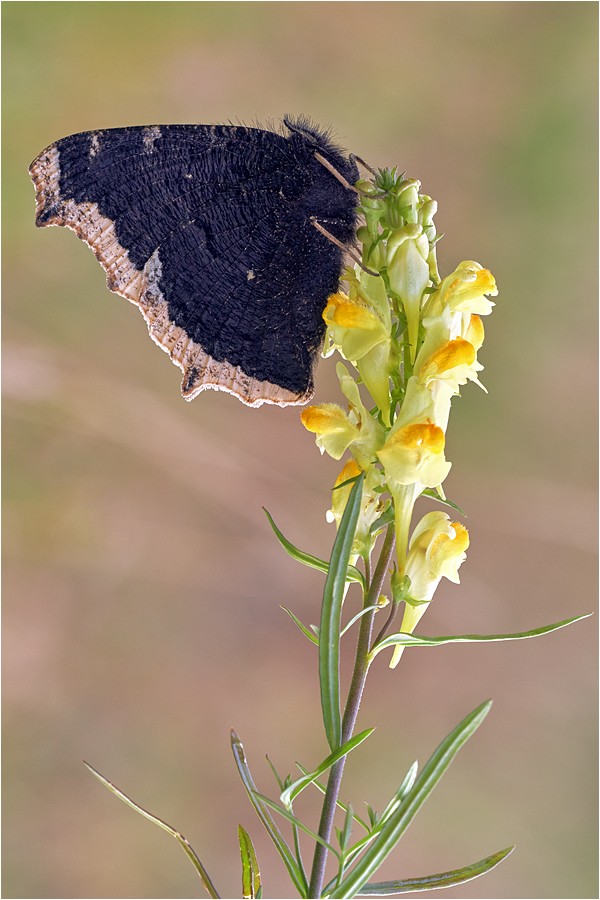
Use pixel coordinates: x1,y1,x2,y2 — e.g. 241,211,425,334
3,2,597,898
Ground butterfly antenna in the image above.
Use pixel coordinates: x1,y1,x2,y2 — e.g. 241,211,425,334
349,153,378,176
310,217,379,277
313,152,360,193
314,152,386,199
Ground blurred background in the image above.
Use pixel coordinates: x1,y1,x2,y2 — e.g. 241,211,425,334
3,3,597,898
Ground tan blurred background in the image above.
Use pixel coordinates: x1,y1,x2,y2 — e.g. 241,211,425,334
3,2,597,898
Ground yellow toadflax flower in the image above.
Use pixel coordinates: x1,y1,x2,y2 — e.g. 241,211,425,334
300,404,360,460
301,364,385,468
377,377,451,490
323,272,393,421
389,511,470,668
426,260,497,321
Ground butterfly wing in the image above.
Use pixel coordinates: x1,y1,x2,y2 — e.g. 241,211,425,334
29,122,358,406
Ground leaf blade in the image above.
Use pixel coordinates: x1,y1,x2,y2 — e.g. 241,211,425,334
280,728,374,808
280,606,320,645
84,762,220,899
253,793,340,859
320,473,365,750
238,825,261,899
264,508,364,589
330,700,493,898
370,614,591,657
230,731,307,897
357,845,515,894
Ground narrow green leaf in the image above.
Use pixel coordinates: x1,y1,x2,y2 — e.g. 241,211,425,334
370,506,394,534
339,803,354,852
230,731,307,897
280,606,319,646
265,758,309,894
320,473,365,750
281,728,374,808
238,825,261,899
370,614,591,658
264,509,364,589
341,605,381,638
366,805,378,829
357,845,515,894
379,761,419,825
420,489,466,517
84,762,220,899
265,755,285,791
337,761,419,866
330,700,492,898
332,473,362,492
253,793,340,859
296,764,370,833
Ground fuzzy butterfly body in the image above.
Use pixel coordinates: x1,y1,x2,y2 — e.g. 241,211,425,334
29,118,359,406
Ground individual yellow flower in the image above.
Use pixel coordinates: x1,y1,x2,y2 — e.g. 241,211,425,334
389,511,469,668
415,317,484,395
323,291,388,361
413,304,488,432
336,364,386,468
323,272,393,421
376,378,452,579
300,404,359,460
301,365,385,467
377,378,451,489
426,260,497,320
377,421,449,489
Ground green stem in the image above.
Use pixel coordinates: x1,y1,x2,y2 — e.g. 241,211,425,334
308,526,395,898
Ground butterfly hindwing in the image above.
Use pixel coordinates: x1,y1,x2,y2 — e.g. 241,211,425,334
29,120,359,406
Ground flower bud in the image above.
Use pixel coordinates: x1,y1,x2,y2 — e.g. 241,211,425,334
386,225,430,361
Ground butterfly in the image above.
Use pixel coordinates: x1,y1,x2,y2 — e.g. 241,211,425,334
29,117,359,407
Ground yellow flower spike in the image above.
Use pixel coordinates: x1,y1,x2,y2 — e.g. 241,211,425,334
389,512,470,668
386,225,431,362
300,404,359,460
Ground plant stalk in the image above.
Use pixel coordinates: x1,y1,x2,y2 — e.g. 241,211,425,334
308,526,396,898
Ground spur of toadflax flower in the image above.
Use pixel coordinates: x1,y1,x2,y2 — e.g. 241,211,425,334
388,510,469,668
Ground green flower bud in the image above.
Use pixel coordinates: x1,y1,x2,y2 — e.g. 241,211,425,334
386,225,431,361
